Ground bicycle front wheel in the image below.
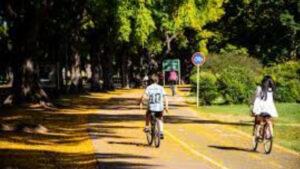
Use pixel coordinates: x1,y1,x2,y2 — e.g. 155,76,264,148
154,120,160,148
263,124,273,154
264,138,273,154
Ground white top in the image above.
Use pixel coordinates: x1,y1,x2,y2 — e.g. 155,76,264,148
145,83,166,112
252,86,278,117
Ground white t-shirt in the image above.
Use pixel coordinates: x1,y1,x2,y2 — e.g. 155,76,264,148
253,86,278,117
145,83,166,112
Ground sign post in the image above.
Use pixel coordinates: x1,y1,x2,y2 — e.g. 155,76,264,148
191,52,205,108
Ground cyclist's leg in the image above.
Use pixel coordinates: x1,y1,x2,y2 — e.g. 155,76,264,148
265,117,273,138
256,116,263,136
253,116,258,135
157,111,164,138
144,110,151,132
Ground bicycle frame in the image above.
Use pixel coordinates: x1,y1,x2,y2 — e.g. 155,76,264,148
252,115,273,154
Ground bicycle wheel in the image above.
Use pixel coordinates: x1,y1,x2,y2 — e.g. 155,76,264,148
146,128,153,146
154,120,160,148
252,125,259,151
263,124,273,154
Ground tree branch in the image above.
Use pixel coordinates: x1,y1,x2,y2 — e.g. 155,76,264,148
5,0,17,18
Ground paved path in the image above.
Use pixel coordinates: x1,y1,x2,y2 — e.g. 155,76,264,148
89,89,300,169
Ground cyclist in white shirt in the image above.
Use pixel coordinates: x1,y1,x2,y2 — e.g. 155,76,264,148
139,74,168,139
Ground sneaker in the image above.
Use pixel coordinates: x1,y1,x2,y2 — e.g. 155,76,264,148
144,127,149,133
160,133,164,139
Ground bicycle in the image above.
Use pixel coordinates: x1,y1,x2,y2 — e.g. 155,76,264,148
146,111,162,148
252,113,273,154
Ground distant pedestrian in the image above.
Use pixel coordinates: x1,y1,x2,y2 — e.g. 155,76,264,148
168,69,178,96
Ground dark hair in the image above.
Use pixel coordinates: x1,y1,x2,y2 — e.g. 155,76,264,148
260,75,275,100
150,74,159,84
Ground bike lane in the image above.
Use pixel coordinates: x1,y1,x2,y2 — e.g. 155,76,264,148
165,89,300,169
88,89,300,169
88,89,218,169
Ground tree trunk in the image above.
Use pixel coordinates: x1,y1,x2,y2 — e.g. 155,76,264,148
90,36,102,91
91,53,102,91
4,56,49,105
101,52,114,91
290,30,298,60
121,53,129,88
69,51,83,93
3,0,52,106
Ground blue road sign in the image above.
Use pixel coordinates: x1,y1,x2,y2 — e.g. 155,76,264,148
191,52,205,66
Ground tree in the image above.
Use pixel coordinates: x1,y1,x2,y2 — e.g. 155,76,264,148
207,0,300,65
2,0,53,105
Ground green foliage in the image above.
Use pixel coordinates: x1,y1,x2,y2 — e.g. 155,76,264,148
207,0,300,65
116,1,133,42
202,53,262,76
220,44,248,55
0,20,8,36
190,53,262,104
218,66,256,104
190,71,219,105
133,2,156,46
264,61,300,102
145,35,163,54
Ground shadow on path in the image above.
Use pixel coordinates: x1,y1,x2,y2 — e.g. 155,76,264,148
108,141,150,147
208,145,256,153
0,149,156,169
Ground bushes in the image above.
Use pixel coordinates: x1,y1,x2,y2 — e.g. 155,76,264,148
190,54,299,104
202,53,263,76
264,61,300,102
191,72,219,105
190,67,256,105
218,67,256,104
191,53,260,105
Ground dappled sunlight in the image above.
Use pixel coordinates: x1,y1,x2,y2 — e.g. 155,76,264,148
0,89,144,168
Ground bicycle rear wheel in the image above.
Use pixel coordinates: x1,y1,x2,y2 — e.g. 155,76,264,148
154,120,160,148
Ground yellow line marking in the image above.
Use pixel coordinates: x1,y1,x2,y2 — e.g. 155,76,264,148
165,130,229,169
269,161,283,168
249,154,260,160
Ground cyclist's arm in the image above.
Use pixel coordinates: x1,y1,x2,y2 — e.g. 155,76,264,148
139,91,147,105
164,95,169,112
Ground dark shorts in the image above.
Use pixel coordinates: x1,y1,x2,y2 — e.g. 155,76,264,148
146,110,163,117
258,112,271,118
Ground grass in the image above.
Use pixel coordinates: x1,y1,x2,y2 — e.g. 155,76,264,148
198,103,300,124
194,103,300,153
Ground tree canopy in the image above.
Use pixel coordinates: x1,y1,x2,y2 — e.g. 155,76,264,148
0,0,298,105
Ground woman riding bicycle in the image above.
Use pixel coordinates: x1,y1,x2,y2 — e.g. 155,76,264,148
251,75,278,138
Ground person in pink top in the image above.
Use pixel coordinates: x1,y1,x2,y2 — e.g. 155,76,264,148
168,69,178,96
